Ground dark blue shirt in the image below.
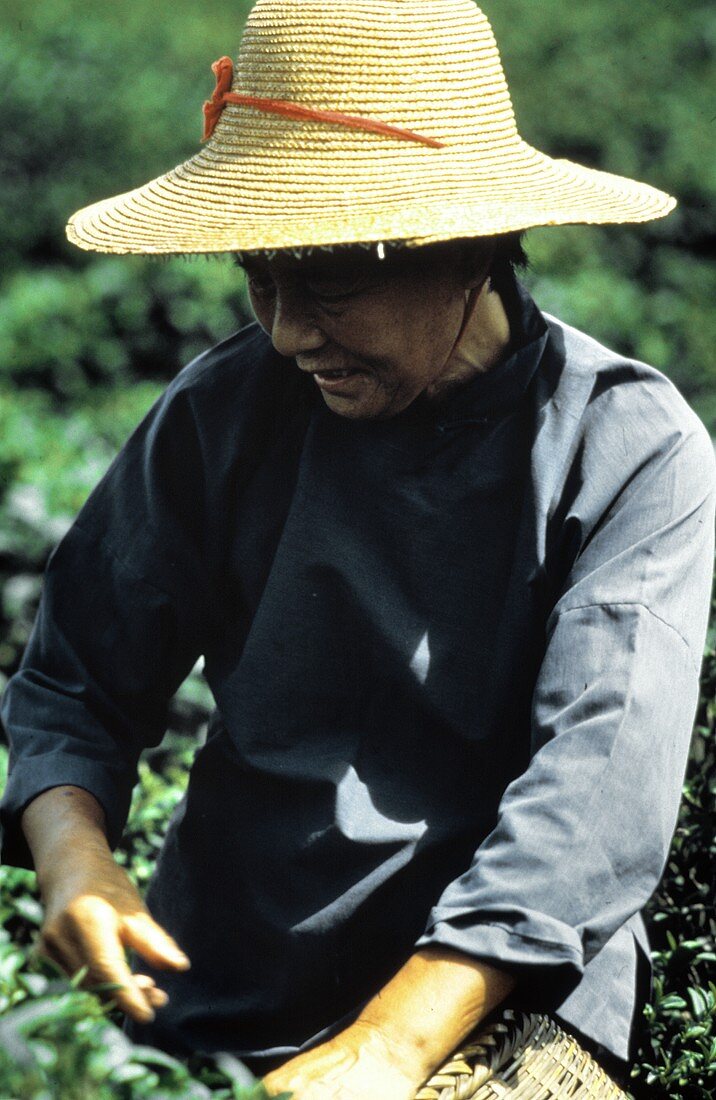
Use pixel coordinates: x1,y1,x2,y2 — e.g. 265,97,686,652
2,277,714,1066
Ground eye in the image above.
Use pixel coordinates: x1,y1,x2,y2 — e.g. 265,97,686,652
305,274,371,305
247,274,276,300
237,261,276,300
309,288,354,307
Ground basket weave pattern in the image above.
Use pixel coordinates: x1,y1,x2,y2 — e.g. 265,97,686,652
414,1011,628,1099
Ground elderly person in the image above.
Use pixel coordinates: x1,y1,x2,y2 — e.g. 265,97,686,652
1,1,714,1097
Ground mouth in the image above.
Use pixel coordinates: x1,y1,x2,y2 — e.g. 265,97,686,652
302,366,365,393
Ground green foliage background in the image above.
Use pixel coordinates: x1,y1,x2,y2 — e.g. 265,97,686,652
0,0,714,1096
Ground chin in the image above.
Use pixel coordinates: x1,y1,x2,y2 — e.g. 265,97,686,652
321,385,406,421
322,394,379,420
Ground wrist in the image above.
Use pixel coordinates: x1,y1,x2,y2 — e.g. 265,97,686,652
352,1012,448,1082
341,1018,436,1084
37,845,115,912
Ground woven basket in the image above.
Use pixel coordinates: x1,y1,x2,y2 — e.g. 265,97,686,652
414,1010,628,1099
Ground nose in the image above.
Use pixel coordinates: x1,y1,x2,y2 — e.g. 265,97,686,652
269,285,326,359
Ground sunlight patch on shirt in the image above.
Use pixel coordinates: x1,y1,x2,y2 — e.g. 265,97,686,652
334,767,428,843
410,630,431,685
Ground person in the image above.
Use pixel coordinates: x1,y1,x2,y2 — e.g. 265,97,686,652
1,1,714,1096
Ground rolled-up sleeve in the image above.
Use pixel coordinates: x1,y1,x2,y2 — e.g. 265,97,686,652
416,416,716,1004
0,376,211,868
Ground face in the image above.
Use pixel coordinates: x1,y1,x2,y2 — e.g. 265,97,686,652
240,244,490,420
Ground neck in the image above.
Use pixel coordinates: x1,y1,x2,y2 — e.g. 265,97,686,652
425,282,512,402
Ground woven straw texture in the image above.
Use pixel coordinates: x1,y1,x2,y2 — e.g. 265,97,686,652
67,0,676,255
414,1010,629,1100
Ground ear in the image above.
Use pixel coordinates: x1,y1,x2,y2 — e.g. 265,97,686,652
460,240,497,291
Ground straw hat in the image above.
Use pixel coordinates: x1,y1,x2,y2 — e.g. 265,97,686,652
66,0,676,255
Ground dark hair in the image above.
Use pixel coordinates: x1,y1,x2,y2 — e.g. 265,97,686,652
234,230,528,282
489,230,529,280
459,230,528,286
388,231,528,287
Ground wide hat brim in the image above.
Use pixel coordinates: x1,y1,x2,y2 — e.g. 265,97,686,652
67,141,676,255
66,0,676,255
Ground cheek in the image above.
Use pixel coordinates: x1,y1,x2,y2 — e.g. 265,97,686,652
345,297,436,359
383,297,459,380
324,305,451,403
395,270,460,336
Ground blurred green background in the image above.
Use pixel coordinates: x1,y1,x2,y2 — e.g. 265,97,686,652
0,1,715,1096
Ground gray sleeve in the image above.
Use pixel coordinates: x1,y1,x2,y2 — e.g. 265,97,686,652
417,418,716,999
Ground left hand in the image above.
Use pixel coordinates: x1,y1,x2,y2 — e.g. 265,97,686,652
261,1021,429,1100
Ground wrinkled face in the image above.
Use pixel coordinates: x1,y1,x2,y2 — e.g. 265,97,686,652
240,244,490,419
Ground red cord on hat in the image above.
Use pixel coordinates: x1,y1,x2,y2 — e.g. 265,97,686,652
202,56,446,148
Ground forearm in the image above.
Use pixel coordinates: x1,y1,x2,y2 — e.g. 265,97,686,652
263,948,517,1098
21,786,112,889
356,947,516,1078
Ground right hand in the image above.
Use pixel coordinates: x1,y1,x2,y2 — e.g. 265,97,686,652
37,849,190,1023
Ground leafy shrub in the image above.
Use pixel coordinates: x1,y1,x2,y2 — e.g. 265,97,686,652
0,260,251,402
0,0,254,273
0,964,246,1100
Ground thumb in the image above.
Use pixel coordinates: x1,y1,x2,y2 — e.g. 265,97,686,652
120,911,191,971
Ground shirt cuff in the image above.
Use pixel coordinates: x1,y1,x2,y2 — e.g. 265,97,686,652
416,912,584,1012
0,754,135,869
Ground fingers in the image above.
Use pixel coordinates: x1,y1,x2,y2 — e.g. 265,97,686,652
135,973,169,1009
35,927,80,977
120,911,191,972
71,896,159,1022
39,895,184,1023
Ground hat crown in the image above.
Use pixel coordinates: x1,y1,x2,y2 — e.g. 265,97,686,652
232,0,518,149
